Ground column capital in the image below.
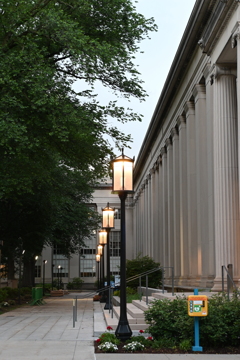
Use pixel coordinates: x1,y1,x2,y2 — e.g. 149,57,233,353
212,64,236,80
156,155,162,166
150,167,155,176
193,84,206,101
177,115,186,130
231,21,240,48
184,101,195,116
170,127,179,139
165,137,172,149
160,146,167,157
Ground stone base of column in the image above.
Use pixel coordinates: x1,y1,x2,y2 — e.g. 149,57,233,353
211,276,240,292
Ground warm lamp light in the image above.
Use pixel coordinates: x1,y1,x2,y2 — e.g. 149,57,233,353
96,254,100,262
98,229,107,245
111,149,134,193
102,203,115,229
97,245,103,255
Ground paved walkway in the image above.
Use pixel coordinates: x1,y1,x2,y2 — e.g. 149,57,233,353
0,293,239,360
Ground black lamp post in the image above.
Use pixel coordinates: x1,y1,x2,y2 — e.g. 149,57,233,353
52,264,55,290
43,260,47,296
96,254,100,290
97,245,103,288
102,203,115,310
58,265,61,290
111,149,134,341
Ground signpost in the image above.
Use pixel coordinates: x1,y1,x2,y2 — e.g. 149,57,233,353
187,289,208,352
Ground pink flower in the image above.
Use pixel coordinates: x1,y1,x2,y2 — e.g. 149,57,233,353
107,326,113,331
139,330,144,334
147,336,153,341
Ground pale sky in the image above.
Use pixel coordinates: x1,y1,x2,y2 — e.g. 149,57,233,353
118,0,196,160
74,0,196,160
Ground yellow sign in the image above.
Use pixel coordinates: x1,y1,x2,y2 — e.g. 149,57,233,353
188,295,208,317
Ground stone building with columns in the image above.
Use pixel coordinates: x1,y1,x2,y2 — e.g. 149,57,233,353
131,0,240,290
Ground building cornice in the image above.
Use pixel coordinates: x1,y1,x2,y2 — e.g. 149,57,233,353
134,0,237,184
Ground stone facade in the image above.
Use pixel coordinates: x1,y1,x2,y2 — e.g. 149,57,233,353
132,0,240,290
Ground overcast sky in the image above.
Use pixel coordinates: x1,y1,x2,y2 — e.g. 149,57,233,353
112,0,196,160
74,0,196,160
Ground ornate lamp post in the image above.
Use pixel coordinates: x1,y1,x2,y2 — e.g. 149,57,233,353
97,245,103,288
43,260,47,296
98,230,107,302
102,203,115,310
96,254,100,290
111,149,134,341
57,265,61,290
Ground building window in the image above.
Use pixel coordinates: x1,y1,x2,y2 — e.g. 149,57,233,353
110,231,120,274
80,236,96,277
114,208,121,219
53,246,69,278
35,265,41,278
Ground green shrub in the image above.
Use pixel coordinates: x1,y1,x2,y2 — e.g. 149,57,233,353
98,332,120,345
145,292,240,348
126,254,162,290
0,289,8,302
179,339,192,351
200,292,240,347
66,277,84,290
145,296,193,344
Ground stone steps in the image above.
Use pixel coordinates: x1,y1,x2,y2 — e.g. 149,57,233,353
100,289,217,335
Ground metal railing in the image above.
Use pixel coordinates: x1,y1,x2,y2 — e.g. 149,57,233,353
72,266,174,326
222,264,238,300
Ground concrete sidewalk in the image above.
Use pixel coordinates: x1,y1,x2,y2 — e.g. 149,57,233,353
0,293,239,360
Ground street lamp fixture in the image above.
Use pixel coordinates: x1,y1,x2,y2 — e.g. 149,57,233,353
58,265,61,290
96,254,100,290
43,260,47,296
111,149,134,341
102,203,115,310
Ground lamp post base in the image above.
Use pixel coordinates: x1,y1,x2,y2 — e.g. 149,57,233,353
104,301,112,310
115,321,132,341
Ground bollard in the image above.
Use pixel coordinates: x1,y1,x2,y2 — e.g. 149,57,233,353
73,299,76,328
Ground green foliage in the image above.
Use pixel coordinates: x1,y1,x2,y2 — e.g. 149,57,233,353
151,338,177,349
145,296,193,344
145,292,240,348
66,277,84,290
0,289,8,303
0,1,156,279
126,255,162,289
179,339,192,351
113,287,141,302
126,335,151,348
200,292,240,347
98,332,120,345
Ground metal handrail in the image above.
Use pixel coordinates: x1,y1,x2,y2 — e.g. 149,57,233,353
221,264,238,300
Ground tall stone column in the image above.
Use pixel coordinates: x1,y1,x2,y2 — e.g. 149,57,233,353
157,156,163,265
139,186,144,256
177,115,189,283
184,101,198,284
193,84,209,286
171,127,181,281
203,64,215,287
166,138,174,277
150,167,156,259
160,146,168,268
232,23,240,207
212,65,240,290
147,174,152,257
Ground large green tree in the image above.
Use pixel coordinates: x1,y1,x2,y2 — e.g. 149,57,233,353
0,0,156,282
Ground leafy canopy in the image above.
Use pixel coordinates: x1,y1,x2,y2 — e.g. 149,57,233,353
0,0,157,272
